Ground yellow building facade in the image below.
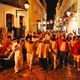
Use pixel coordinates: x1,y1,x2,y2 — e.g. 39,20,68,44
28,0,46,32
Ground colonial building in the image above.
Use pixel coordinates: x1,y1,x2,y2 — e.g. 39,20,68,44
56,0,80,34
28,0,47,32
0,0,29,38
0,0,47,38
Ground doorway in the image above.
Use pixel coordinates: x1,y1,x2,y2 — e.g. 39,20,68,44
6,14,14,32
19,16,25,38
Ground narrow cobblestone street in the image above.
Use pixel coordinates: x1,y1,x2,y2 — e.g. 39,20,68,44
0,64,80,80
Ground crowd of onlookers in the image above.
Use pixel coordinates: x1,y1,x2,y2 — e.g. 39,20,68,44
0,30,80,73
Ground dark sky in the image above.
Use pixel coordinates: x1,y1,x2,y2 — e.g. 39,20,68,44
45,0,58,20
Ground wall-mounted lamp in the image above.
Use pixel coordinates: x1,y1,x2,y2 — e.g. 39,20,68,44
24,0,30,10
16,0,30,17
66,11,71,16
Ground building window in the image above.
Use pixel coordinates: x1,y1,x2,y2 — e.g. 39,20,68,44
6,14,14,32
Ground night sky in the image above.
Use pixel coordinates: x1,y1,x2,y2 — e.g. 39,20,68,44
45,0,58,20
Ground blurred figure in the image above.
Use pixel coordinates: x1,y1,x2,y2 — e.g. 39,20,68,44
1,36,12,54
14,40,23,73
58,35,67,69
73,37,80,71
51,34,57,70
77,37,80,71
25,37,34,70
37,38,50,71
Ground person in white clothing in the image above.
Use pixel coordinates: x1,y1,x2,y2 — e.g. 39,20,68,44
14,40,23,73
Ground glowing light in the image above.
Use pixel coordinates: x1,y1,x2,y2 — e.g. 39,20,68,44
24,3,30,9
66,11,71,16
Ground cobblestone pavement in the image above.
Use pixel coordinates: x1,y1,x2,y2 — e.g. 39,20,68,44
0,64,80,80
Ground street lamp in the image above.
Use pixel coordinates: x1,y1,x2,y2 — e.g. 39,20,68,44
66,11,71,16
24,0,30,9
16,0,30,17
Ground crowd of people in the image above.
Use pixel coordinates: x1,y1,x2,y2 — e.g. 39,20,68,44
0,30,80,73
